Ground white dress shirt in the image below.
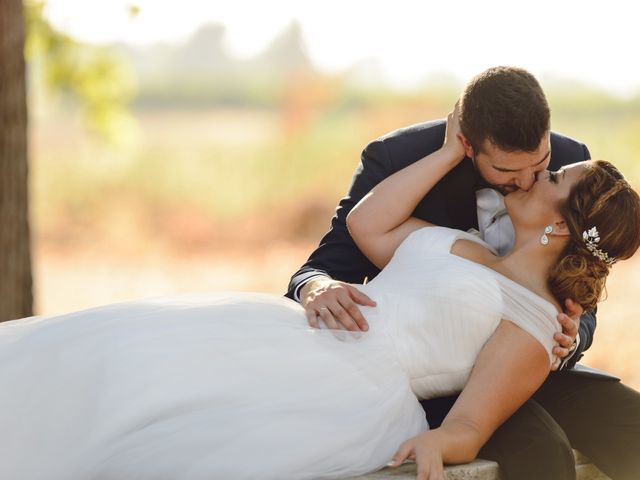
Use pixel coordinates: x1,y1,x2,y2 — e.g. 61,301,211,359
475,188,515,257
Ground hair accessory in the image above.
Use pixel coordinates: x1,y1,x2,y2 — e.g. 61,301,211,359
583,227,616,266
540,225,553,245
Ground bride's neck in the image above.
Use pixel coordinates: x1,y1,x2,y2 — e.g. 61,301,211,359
489,233,562,305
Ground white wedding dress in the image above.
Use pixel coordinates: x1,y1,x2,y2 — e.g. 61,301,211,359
0,227,560,480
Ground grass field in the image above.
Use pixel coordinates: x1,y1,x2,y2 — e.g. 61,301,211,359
30,103,640,388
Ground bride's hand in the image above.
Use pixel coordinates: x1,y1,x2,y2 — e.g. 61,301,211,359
442,101,466,162
387,430,445,480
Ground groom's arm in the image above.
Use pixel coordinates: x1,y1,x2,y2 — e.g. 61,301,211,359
285,139,395,301
287,121,451,305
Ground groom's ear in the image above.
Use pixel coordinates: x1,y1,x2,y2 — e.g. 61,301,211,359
458,133,475,159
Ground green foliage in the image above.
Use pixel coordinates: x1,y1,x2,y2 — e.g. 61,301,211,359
25,1,137,144
127,3,140,18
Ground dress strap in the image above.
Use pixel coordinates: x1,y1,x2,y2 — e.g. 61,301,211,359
448,228,498,255
397,226,497,258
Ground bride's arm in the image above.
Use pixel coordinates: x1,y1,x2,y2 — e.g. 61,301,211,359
345,106,466,269
388,320,550,474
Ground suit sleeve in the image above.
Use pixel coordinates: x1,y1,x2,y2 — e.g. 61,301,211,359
285,140,395,300
582,142,591,162
561,310,596,370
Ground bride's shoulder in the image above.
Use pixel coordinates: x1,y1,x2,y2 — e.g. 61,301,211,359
450,238,497,266
448,230,497,265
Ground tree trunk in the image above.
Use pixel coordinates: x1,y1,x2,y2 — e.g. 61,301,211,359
0,0,33,321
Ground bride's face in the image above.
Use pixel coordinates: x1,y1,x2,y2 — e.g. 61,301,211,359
505,161,590,230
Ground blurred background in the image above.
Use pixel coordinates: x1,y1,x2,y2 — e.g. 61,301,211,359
7,1,640,384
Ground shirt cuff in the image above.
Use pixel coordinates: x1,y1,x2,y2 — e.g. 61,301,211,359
292,273,330,302
559,332,581,370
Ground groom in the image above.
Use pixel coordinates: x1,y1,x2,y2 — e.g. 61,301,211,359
286,67,640,479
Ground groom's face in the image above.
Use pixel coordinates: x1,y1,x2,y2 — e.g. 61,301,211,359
471,133,551,194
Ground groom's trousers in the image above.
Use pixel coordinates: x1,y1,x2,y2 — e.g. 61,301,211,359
421,371,640,480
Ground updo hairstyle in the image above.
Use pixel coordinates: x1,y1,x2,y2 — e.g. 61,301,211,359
548,160,640,310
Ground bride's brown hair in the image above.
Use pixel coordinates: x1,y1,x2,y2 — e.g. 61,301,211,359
548,160,640,311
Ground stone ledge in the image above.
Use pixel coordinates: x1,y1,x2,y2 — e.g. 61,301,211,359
348,450,610,479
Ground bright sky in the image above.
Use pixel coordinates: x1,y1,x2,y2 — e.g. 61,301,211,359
44,0,640,96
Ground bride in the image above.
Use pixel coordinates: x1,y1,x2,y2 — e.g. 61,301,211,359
1,106,639,480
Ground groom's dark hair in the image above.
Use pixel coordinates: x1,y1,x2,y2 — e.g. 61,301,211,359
459,66,550,154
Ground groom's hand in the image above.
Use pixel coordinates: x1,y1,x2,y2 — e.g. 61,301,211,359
551,298,583,371
300,277,376,331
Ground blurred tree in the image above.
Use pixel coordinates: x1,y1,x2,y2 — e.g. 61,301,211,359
129,20,320,108
253,20,312,77
0,0,33,321
0,1,138,321
171,23,232,75
25,1,137,143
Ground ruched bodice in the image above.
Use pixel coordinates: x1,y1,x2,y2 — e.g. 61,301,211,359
358,226,561,399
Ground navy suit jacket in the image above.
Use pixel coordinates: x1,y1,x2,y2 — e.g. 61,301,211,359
287,119,596,370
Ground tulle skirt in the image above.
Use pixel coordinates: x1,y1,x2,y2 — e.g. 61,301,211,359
0,293,427,479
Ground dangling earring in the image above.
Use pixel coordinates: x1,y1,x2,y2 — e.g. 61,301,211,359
540,225,553,245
